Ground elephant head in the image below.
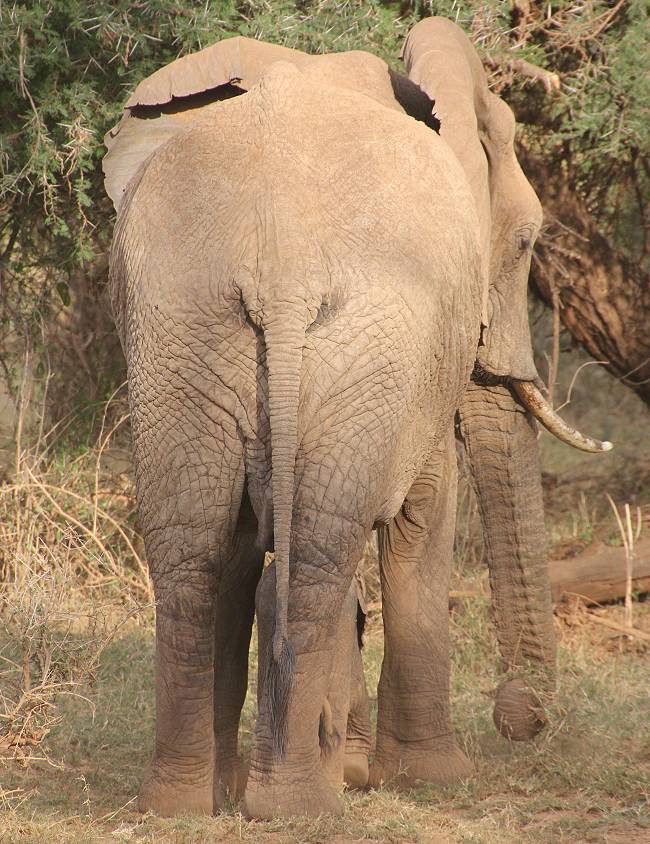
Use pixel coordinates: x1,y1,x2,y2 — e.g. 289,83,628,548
401,17,611,453
401,17,610,738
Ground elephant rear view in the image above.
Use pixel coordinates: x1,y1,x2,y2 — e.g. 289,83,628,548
108,60,482,818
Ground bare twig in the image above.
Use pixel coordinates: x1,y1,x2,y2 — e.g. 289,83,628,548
586,613,650,643
606,495,643,632
555,360,610,413
485,54,560,93
93,379,128,535
14,337,32,482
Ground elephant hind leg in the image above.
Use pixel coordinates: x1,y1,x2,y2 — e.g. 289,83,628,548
134,414,247,818
245,509,368,819
319,579,358,789
213,493,265,809
344,631,371,789
342,573,371,789
370,431,473,790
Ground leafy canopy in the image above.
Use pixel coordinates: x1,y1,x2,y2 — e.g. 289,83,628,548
0,0,647,333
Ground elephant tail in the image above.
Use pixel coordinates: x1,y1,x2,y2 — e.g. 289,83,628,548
260,303,305,758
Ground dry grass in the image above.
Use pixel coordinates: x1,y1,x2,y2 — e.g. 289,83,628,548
0,400,152,783
0,343,649,842
0,584,648,843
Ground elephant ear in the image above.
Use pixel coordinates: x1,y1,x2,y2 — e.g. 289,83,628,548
103,37,309,211
400,17,540,382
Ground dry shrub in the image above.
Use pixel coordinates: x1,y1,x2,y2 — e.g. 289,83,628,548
1,548,111,766
0,394,151,774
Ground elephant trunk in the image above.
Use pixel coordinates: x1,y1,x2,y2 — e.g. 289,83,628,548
261,304,306,757
457,381,556,741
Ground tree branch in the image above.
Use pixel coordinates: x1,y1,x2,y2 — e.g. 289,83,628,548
485,54,560,93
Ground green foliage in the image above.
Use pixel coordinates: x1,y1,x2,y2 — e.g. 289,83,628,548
0,0,647,344
0,1,407,341
1,1,238,275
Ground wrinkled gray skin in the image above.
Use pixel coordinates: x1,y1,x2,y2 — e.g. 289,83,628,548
256,566,367,791
109,62,482,818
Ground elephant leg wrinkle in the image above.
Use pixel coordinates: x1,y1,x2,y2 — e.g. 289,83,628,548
138,588,217,817
371,434,474,790
129,405,249,818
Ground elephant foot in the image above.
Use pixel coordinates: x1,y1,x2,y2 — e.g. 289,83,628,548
243,773,343,819
214,756,249,810
138,764,213,817
344,750,369,789
493,678,547,741
369,738,473,790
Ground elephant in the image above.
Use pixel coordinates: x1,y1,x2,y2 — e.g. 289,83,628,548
370,19,611,788
103,21,610,819
105,56,484,818
256,565,369,792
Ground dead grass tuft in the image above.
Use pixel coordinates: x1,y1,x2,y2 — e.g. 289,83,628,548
0,395,152,780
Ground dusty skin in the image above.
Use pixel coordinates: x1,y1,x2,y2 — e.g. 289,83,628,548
104,17,610,820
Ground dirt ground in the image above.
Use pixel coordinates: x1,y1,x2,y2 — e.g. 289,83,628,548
1,589,648,843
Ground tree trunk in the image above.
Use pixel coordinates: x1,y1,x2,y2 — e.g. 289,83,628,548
524,156,650,409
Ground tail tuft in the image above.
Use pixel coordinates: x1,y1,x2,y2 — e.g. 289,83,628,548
264,635,296,758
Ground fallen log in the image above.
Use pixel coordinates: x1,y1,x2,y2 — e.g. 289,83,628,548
549,537,650,604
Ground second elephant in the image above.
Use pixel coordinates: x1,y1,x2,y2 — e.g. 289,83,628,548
339,18,611,789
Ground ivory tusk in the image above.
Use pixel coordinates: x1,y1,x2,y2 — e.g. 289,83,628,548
512,380,613,454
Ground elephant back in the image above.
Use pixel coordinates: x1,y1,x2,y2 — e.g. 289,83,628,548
103,37,418,213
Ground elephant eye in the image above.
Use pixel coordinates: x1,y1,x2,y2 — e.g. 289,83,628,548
515,227,534,255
